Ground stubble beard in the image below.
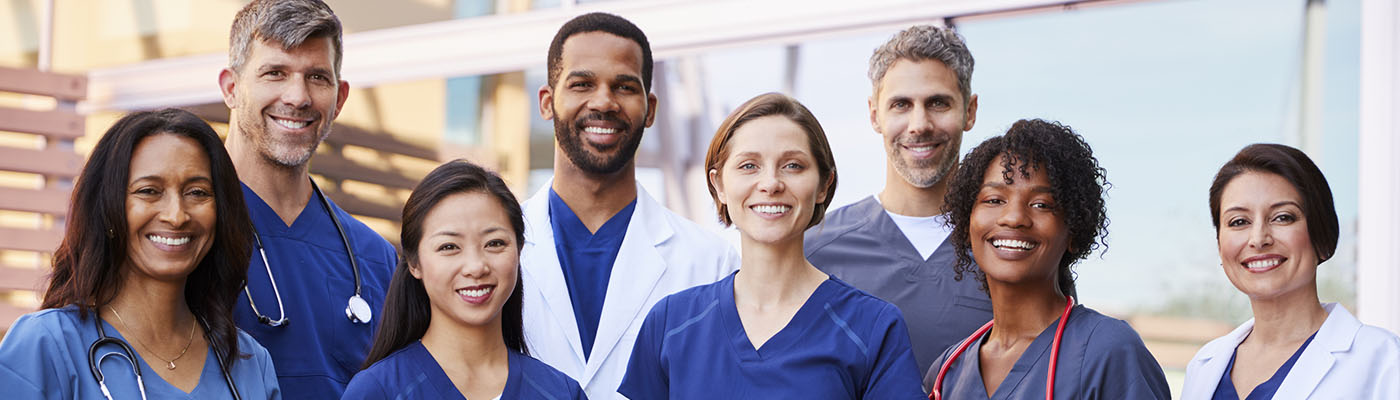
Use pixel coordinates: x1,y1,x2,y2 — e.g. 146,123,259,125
238,106,331,170
554,112,643,176
891,140,958,189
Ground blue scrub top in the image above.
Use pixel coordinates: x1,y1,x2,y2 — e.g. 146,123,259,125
235,183,397,399
0,306,280,399
805,196,994,376
619,272,925,399
342,341,586,399
926,305,1171,399
1212,332,1317,400
548,188,636,360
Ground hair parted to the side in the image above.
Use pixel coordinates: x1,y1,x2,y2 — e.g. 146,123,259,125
868,24,974,103
704,92,837,229
942,119,1109,299
228,0,343,77
41,108,252,367
1208,143,1339,263
362,160,528,370
546,12,653,92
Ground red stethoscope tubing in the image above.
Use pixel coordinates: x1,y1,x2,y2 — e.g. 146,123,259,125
930,296,1076,400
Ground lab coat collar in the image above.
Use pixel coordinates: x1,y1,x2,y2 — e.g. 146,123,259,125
1189,302,1357,399
521,178,675,384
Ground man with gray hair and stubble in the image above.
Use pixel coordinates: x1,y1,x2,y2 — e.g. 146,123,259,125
804,25,993,387
218,0,397,398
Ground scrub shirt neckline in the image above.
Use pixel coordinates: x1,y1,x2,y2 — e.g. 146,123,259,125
719,272,839,361
957,304,1084,399
412,340,521,400
240,181,326,233
94,316,222,397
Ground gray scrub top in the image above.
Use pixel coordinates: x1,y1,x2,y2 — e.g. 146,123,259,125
804,196,994,380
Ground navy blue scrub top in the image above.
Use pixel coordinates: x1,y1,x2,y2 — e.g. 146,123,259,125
235,183,397,399
548,188,636,360
342,341,587,399
925,305,1171,399
619,272,925,399
1212,332,1318,400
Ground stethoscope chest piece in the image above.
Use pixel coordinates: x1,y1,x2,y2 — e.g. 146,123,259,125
346,294,371,324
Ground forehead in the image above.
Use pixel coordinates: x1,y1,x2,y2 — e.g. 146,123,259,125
727,116,811,155
421,191,514,234
129,133,210,177
245,36,337,70
980,153,1049,186
1221,172,1302,208
876,58,961,101
558,31,645,78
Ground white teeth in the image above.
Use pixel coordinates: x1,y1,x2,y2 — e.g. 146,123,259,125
908,145,934,152
992,239,1035,250
583,126,618,135
147,235,190,246
751,205,791,215
456,287,492,297
1246,259,1281,270
273,117,309,129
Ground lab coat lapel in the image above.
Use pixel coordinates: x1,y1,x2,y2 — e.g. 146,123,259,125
581,185,673,383
521,180,586,364
1183,320,1253,399
1274,303,1355,399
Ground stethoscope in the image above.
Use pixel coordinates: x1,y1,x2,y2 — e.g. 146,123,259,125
930,296,1075,400
88,314,241,400
244,179,372,327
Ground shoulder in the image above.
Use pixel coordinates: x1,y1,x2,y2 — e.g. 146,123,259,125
234,329,273,363
513,352,584,395
822,278,909,334
1073,307,1150,351
344,345,418,396
2,307,82,347
804,197,878,252
326,198,396,258
648,276,728,319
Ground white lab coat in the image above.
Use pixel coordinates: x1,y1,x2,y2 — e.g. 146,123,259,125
1181,303,1400,399
519,180,740,400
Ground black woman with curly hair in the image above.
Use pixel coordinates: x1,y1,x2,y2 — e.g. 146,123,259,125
924,119,1169,400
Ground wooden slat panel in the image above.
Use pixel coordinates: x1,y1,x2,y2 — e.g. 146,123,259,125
328,127,439,161
0,264,46,292
0,227,63,253
310,154,417,190
0,147,83,178
319,186,403,223
0,67,87,101
0,187,71,215
0,108,85,140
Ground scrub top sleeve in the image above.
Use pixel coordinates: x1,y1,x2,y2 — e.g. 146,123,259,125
863,306,925,399
0,313,68,400
252,339,283,399
1079,319,1171,400
618,297,670,399
340,374,391,400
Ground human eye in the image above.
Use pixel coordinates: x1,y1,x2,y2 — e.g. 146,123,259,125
890,100,910,111
436,242,460,252
1226,217,1249,227
262,70,284,79
309,73,332,84
568,81,593,91
783,161,805,170
133,186,161,196
615,83,639,94
736,162,758,171
185,187,213,199
1272,212,1297,224
485,238,509,249
1030,201,1054,210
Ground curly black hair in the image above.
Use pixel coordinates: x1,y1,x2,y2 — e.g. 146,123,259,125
942,119,1110,299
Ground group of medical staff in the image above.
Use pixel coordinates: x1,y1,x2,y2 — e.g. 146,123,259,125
0,1,1398,399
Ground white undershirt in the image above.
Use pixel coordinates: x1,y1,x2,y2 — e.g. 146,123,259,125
875,196,952,260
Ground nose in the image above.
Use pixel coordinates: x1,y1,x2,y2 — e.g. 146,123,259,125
157,193,190,227
585,87,621,114
907,105,933,135
460,253,491,279
1247,222,1274,249
280,76,312,109
757,168,785,194
996,202,1030,229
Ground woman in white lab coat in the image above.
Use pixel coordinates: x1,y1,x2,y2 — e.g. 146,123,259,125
1181,143,1400,399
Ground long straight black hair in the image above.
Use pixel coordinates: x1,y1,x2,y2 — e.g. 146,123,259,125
42,108,252,367
361,160,528,369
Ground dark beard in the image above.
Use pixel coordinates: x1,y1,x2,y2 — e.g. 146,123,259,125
553,112,644,175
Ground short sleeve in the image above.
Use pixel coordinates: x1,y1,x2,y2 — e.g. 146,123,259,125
862,305,925,399
0,313,70,400
617,296,669,399
251,339,282,399
340,370,390,400
1080,319,1171,400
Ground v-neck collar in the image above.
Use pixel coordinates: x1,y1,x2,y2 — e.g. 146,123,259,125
413,341,520,400
718,272,839,361
959,305,1082,399
241,182,324,234
97,317,220,397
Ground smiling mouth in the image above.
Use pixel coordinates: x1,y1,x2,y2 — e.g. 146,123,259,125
751,204,791,216
147,234,191,246
271,116,311,130
991,239,1037,251
583,126,618,135
1244,258,1283,271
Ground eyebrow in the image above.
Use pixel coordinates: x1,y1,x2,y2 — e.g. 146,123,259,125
256,64,335,79
1223,200,1303,214
733,150,810,160
885,93,955,105
129,175,212,185
565,71,643,87
430,226,510,238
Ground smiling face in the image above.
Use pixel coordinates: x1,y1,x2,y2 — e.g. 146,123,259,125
125,133,217,283
539,31,657,175
411,191,520,331
1216,171,1318,301
710,116,829,246
968,155,1070,292
870,59,976,189
222,36,349,169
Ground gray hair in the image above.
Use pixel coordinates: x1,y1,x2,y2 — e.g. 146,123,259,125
228,0,343,77
868,25,974,103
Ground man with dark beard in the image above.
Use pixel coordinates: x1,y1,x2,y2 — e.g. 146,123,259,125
803,25,993,386
520,12,738,400
217,1,396,398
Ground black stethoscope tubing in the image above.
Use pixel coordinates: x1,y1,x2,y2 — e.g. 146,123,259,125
245,179,371,326
88,314,242,400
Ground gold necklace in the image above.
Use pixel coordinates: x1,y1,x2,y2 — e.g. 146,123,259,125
107,306,197,370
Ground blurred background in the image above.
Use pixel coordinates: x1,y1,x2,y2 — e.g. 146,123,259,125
2,0,1397,394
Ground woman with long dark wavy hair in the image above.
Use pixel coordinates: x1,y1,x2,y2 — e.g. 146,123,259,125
343,160,584,399
0,108,279,398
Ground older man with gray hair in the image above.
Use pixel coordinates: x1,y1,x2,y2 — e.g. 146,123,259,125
218,0,397,398
804,24,992,382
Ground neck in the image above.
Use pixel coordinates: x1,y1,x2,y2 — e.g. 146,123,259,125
226,123,313,226
421,313,510,375
985,280,1067,344
104,268,195,340
733,234,826,306
880,165,952,217
1246,284,1327,346
551,153,638,232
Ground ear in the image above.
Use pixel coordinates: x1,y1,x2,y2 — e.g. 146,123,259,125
867,95,881,135
818,172,835,204
218,68,239,109
332,80,350,119
408,261,423,280
538,84,555,120
708,168,725,203
963,93,979,131
643,92,659,128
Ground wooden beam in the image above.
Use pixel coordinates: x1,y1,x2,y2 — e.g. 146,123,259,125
0,66,86,101
329,126,439,161
309,154,418,190
317,185,404,223
0,108,85,141
0,264,46,292
0,147,83,178
0,227,63,253
0,187,70,215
